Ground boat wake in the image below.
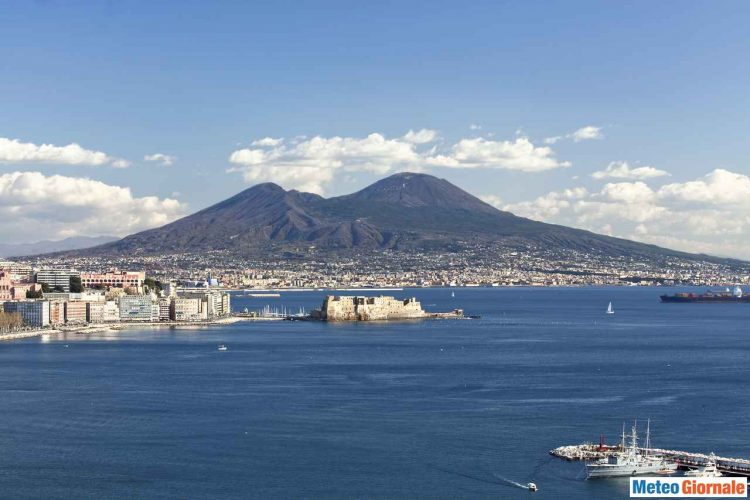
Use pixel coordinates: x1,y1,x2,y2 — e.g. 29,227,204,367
431,465,534,492
490,473,532,490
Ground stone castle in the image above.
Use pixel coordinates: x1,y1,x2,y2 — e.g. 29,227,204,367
313,295,427,321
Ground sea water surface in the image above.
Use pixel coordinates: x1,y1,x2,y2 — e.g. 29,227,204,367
1,287,749,499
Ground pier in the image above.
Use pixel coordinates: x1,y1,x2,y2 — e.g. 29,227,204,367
550,443,750,476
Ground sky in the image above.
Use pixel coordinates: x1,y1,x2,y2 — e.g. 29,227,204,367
1,1,750,258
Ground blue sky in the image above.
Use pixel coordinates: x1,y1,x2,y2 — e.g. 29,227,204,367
1,1,750,257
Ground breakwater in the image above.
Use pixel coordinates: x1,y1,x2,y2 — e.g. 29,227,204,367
551,444,750,476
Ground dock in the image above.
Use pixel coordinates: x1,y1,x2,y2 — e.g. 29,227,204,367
550,443,750,476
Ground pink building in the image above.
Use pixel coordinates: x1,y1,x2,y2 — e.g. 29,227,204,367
64,301,87,324
49,301,65,325
0,269,11,301
10,282,40,300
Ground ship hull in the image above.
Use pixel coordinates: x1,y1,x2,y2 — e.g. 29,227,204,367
660,295,750,303
586,462,671,478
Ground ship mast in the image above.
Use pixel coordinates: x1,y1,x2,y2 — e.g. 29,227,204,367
644,418,651,456
630,420,638,452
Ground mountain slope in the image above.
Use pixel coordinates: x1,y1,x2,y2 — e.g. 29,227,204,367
77,172,732,262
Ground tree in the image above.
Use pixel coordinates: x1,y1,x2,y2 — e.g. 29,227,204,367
26,289,43,299
70,276,83,293
52,285,65,293
144,277,163,294
0,311,23,330
39,282,52,293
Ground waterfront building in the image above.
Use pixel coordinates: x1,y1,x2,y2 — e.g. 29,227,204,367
2,301,50,328
81,271,145,291
170,297,205,321
35,269,79,292
179,291,231,318
64,301,87,324
118,295,158,322
157,298,171,321
86,301,105,323
221,292,231,316
102,301,120,322
44,292,105,302
49,301,65,325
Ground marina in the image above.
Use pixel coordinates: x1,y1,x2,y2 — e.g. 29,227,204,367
551,443,750,477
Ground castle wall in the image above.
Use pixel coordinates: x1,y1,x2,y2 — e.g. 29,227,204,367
321,295,426,321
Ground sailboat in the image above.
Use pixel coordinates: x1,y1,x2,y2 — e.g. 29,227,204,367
586,419,675,478
606,302,614,315
451,291,455,298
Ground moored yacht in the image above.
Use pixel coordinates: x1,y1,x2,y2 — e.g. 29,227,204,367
685,453,723,477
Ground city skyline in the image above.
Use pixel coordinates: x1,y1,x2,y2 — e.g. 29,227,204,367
2,2,750,258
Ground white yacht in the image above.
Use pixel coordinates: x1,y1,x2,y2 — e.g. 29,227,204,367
685,453,723,477
217,344,228,351
586,420,676,479
527,482,538,492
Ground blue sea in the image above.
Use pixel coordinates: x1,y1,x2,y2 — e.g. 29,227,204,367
1,287,749,499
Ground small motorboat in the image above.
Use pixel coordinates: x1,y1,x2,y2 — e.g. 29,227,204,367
527,482,538,492
217,344,228,351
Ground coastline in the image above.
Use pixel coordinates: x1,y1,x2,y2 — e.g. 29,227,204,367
0,329,60,342
0,315,277,342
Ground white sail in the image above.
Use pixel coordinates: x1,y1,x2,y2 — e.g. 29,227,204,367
606,302,614,314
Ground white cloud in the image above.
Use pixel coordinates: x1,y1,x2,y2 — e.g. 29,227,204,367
544,125,603,144
228,131,570,194
111,159,131,169
592,161,670,180
479,194,503,209
144,153,176,166
0,137,129,168
503,187,588,221
469,124,482,130
658,169,750,206
403,129,438,144
428,137,570,172
571,125,603,142
251,137,283,147
600,181,655,204
503,168,750,258
228,133,425,194
0,171,185,243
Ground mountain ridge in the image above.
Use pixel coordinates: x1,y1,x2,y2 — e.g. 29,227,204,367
70,172,741,264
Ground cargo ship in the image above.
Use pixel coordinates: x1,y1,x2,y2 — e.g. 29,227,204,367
660,286,750,303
